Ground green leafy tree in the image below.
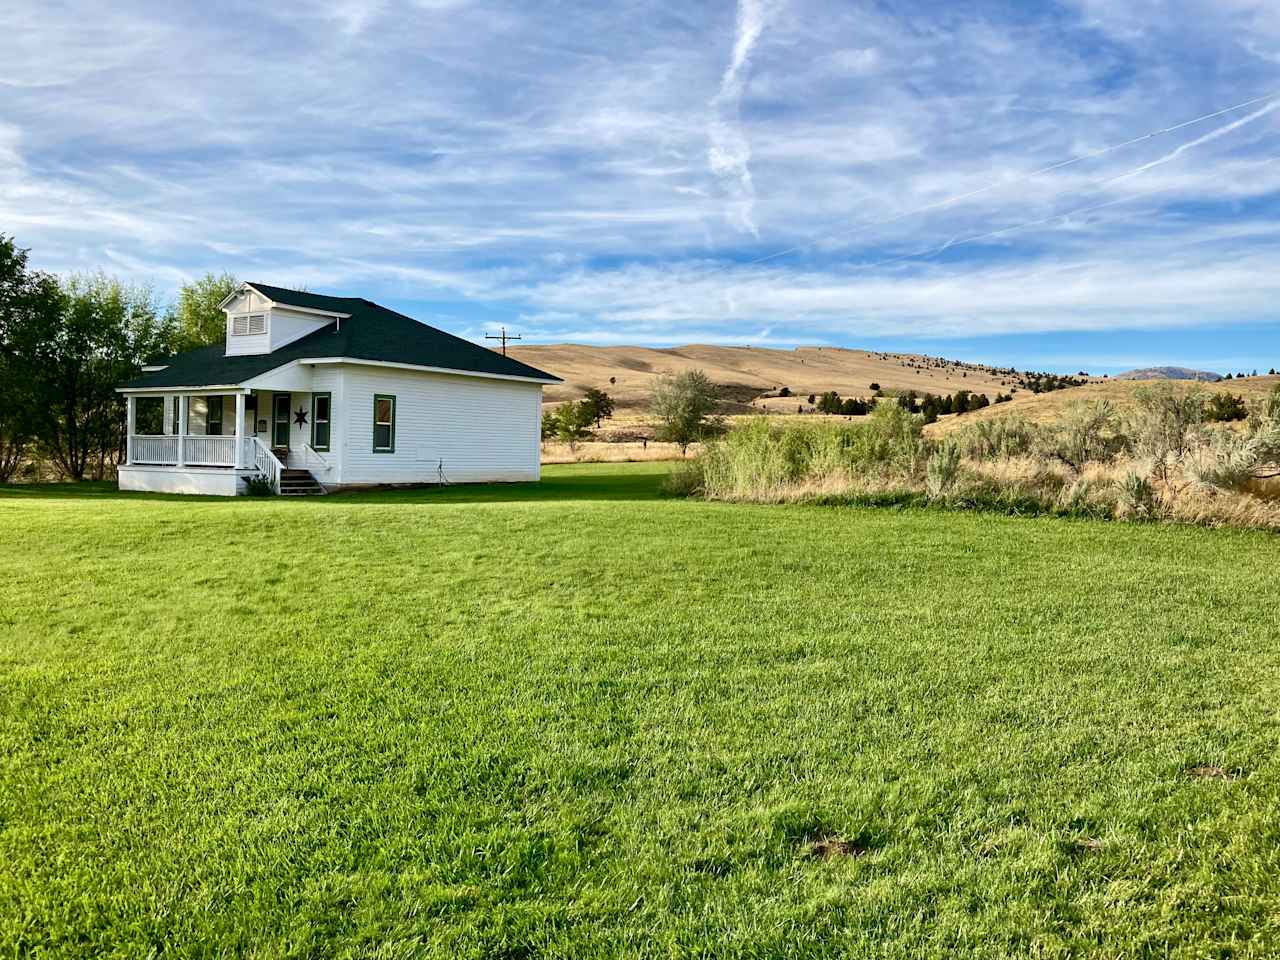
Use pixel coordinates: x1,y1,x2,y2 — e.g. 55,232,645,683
816,390,842,415
2,268,177,479
0,236,41,480
554,400,595,451
172,272,238,350
650,369,718,455
581,387,616,428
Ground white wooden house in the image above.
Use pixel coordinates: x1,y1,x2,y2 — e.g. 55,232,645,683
117,282,560,495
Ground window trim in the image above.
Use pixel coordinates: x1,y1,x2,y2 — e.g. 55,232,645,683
272,393,291,448
311,392,331,452
206,395,223,437
230,312,267,336
372,394,396,453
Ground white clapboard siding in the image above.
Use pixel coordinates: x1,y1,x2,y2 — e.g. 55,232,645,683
223,289,272,356
269,307,333,352
335,365,541,484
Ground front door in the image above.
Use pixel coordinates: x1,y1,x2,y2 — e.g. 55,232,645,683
272,394,291,448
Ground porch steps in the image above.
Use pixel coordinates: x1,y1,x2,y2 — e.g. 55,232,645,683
279,468,325,496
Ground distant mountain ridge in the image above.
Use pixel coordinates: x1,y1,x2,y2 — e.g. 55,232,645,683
1114,366,1222,382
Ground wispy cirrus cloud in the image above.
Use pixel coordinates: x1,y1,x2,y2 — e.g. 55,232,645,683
707,0,780,236
2,0,1280,371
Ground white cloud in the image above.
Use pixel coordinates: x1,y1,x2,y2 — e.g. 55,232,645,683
707,0,780,236
0,0,1279,352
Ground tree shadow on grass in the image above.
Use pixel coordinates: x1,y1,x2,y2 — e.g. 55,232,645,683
0,462,679,506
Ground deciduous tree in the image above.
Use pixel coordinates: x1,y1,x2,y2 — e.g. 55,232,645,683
582,387,615,428
172,272,238,350
650,369,718,455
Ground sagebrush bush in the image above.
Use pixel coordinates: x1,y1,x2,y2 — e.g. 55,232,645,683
683,384,1280,530
1046,399,1124,468
925,443,961,499
1116,470,1157,520
959,414,1038,460
1128,383,1206,477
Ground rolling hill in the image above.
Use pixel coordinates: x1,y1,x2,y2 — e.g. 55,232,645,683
926,374,1280,436
1115,366,1223,382
507,343,1052,411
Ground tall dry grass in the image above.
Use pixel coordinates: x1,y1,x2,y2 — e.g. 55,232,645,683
680,384,1280,531
541,440,697,464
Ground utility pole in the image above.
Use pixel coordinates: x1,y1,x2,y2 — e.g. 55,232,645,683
485,326,522,356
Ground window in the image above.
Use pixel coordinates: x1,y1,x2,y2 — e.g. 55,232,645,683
373,394,395,453
230,313,267,336
206,396,223,436
170,396,181,434
311,392,331,451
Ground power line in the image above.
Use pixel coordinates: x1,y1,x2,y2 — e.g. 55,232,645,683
484,325,522,355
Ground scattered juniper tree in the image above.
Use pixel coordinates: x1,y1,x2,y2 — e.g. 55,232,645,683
581,387,616,428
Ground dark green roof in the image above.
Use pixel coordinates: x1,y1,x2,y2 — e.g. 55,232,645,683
124,284,560,389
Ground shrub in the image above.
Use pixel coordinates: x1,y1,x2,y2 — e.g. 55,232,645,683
1128,383,1205,468
1116,470,1157,520
661,459,704,497
925,443,961,499
1046,399,1124,468
244,473,275,496
1206,391,1247,423
1056,477,1101,516
1188,389,1280,491
958,414,1038,460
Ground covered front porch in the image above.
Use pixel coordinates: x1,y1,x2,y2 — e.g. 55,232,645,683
119,389,331,495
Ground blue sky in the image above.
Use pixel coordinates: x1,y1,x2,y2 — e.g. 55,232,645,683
2,0,1279,375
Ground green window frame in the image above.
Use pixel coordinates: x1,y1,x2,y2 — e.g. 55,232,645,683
311,392,331,451
206,396,223,436
272,394,291,448
373,394,395,453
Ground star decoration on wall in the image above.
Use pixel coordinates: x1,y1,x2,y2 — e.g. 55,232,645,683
294,407,308,427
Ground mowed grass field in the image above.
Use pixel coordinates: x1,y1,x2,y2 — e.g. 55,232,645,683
2,462,1279,958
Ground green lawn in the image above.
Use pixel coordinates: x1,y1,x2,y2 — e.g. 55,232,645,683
2,462,1278,958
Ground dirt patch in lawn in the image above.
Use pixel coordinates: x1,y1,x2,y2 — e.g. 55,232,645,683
807,835,868,860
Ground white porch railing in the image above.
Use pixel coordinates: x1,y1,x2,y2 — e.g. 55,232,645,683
248,437,283,494
183,435,237,466
129,434,249,467
131,435,179,464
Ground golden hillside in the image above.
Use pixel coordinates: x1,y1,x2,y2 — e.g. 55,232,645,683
508,343,1039,410
925,375,1280,436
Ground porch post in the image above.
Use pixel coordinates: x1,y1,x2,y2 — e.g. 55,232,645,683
177,394,188,468
234,392,246,469
125,395,136,465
